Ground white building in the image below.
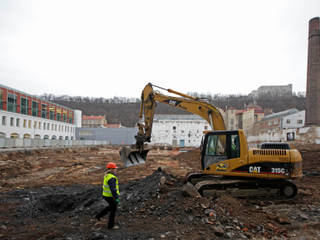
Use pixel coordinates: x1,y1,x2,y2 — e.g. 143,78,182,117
150,114,210,147
282,110,305,129
0,84,81,140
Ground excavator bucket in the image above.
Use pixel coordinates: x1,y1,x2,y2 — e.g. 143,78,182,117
120,146,150,167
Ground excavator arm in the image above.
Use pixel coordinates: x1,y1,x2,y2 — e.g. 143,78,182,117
120,83,226,167
138,83,225,146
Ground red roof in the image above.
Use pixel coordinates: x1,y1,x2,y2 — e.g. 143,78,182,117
82,115,105,120
236,110,246,115
103,123,121,128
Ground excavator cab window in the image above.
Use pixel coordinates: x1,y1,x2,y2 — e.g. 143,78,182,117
202,131,240,169
231,134,240,158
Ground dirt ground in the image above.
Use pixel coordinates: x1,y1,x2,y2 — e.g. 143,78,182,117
0,144,320,240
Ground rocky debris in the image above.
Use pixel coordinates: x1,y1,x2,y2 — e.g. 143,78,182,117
182,182,201,198
14,169,178,219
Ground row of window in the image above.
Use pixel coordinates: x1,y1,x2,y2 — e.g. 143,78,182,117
268,119,303,126
1,116,75,133
2,132,74,140
286,119,303,124
0,89,74,123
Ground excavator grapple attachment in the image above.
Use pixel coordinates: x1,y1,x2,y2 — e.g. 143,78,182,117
120,146,149,167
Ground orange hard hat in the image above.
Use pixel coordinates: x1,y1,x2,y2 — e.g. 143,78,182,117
106,162,117,169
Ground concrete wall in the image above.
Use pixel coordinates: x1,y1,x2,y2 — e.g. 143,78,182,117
247,126,320,146
76,127,136,145
0,138,109,149
242,109,255,134
225,109,237,130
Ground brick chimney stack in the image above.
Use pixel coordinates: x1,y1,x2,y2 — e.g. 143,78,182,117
305,17,320,126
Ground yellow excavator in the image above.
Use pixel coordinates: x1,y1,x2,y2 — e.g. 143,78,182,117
120,83,303,198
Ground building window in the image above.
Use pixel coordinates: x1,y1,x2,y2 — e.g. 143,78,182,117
34,121,37,129
47,123,50,130
41,104,47,118
7,93,17,113
16,118,20,127
204,126,208,130
23,119,27,128
10,133,19,139
286,119,291,124
39,122,41,129
173,126,176,130
43,122,46,129
28,120,31,128
32,101,39,117
10,117,14,126
2,116,6,126
0,89,3,110
63,112,67,122
21,97,29,115
297,119,303,124
57,112,61,121
49,107,55,120
69,112,73,123
23,134,31,139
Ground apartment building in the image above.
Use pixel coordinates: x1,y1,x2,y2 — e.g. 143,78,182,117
0,84,81,140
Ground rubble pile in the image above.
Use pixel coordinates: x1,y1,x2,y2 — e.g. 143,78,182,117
15,169,178,219
16,185,100,218
119,168,179,213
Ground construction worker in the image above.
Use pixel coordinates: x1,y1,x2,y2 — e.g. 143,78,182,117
95,162,120,230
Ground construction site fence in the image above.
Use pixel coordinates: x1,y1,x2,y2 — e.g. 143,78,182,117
0,138,110,149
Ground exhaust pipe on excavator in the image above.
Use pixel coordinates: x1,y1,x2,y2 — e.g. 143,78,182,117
119,146,150,167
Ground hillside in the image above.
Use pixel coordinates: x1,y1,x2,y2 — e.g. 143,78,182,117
53,94,306,127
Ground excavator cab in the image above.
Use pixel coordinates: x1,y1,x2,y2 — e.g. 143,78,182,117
201,130,241,170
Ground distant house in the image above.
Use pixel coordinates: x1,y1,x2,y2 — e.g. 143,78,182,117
103,123,122,128
82,115,107,128
248,108,305,136
224,103,264,134
250,84,292,98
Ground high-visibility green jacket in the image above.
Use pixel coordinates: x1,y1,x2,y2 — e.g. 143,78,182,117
102,172,120,198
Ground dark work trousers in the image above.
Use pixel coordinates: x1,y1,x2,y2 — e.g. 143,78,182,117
96,197,118,229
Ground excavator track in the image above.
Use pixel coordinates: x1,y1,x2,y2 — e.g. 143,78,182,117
186,173,298,198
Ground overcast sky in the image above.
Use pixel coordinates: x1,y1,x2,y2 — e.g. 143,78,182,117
0,0,319,99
